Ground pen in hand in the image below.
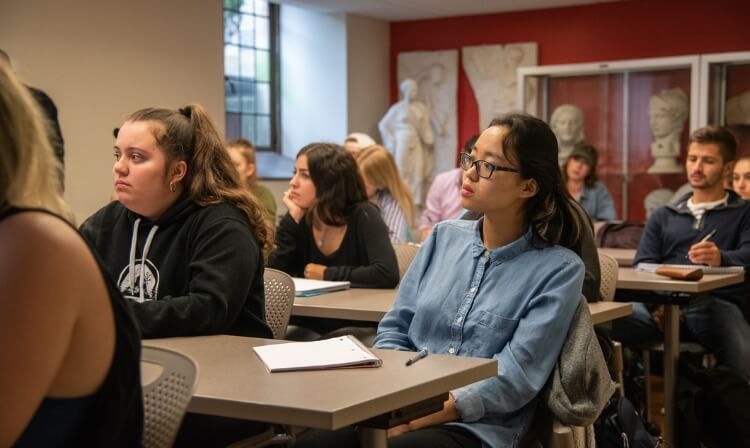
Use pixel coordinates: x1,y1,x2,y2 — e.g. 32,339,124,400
405,348,429,366
685,229,717,260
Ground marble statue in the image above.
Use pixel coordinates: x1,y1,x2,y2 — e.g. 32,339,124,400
550,104,586,166
397,50,458,177
378,78,435,206
462,43,538,130
648,88,688,174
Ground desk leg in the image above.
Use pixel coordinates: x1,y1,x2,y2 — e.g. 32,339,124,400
360,427,387,448
663,303,679,445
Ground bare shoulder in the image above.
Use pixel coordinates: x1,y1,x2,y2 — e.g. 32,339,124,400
0,211,96,284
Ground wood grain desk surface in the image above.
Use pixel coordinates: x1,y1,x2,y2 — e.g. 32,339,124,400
143,335,496,430
615,267,744,293
293,288,632,325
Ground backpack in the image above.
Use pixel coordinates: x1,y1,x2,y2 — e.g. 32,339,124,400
676,358,750,448
595,221,645,249
594,396,657,448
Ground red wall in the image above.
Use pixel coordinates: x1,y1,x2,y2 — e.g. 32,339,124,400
390,0,750,220
390,0,750,152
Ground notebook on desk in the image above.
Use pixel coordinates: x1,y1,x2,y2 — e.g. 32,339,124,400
292,278,350,297
252,335,382,372
636,263,745,275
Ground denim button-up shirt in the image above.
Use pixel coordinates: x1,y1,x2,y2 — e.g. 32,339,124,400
374,219,584,448
578,181,616,221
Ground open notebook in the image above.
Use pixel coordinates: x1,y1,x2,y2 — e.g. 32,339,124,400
636,263,745,275
252,335,382,372
292,278,350,297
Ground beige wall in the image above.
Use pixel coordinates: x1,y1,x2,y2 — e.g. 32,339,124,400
0,0,225,221
346,14,390,143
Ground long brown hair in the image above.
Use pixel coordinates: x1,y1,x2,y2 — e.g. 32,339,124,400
126,104,274,259
356,145,415,226
298,143,367,226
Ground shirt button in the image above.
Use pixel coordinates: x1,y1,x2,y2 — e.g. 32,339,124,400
469,287,476,293
484,250,490,257
456,316,463,323
448,347,456,354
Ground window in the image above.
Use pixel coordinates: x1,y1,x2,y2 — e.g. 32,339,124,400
224,0,279,150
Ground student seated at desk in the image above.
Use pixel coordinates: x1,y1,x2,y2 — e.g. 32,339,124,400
269,143,399,288
295,114,586,448
0,63,142,446
80,104,273,340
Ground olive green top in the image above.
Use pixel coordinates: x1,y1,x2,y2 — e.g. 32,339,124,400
254,183,278,228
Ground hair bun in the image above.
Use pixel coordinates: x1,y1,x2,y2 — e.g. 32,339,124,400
178,107,192,119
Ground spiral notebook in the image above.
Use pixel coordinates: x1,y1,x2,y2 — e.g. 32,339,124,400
252,335,382,372
292,278,350,297
636,263,745,275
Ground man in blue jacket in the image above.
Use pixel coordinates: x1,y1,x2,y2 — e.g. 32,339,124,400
613,126,750,381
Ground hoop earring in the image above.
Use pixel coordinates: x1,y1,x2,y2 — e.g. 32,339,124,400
169,181,175,193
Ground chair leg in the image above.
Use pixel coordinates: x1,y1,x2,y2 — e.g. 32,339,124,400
642,349,651,423
613,341,625,398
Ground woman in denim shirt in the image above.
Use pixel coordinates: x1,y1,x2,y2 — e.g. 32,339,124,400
296,114,586,448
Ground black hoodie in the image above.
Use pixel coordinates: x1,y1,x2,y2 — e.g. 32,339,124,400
80,196,272,339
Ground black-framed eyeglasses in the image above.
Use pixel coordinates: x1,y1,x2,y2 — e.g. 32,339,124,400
459,152,520,179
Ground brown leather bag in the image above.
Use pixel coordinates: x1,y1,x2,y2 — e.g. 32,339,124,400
655,267,704,281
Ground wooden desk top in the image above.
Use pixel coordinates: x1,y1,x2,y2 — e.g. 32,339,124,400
143,335,496,430
293,288,632,325
616,267,744,293
598,248,636,267
293,288,397,321
588,301,632,325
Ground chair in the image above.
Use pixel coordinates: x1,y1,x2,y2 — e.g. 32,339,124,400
597,250,626,398
141,346,199,448
392,242,420,278
263,268,295,339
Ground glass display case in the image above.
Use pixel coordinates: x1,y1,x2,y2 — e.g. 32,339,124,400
517,56,700,221
699,51,750,156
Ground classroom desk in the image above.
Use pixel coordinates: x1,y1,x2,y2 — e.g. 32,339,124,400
598,248,636,267
143,335,496,448
615,267,744,444
292,288,632,326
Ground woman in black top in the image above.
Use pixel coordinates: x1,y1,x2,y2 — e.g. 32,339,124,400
269,143,399,288
0,60,142,447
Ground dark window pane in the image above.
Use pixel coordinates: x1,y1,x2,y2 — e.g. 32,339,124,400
239,13,255,47
255,116,270,147
256,83,270,114
226,112,241,140
241,114,255,140
224,0,240,11
225,77,242,113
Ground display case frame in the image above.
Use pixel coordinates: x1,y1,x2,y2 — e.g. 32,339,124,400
698,51,750,128
516,56,700,220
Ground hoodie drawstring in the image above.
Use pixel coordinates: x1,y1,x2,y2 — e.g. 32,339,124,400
127,218,159,302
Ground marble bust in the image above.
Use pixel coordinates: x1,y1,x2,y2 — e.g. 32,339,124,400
550,104,585,165
378,78,435,205
648,88,688,174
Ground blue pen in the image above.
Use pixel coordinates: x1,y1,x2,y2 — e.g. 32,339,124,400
405,348,429,366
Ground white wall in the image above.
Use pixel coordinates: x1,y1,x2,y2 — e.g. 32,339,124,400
0,0,224,221
345,14,390,143
280,5,348,158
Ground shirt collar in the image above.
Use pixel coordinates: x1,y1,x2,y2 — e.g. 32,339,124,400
471,218,533,263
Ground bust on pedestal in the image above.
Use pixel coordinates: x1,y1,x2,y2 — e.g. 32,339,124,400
648,88,688,174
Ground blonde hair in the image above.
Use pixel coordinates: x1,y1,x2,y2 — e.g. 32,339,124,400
356,145,415,226
226,138,257,189
125,105,274,260
0,62,70,219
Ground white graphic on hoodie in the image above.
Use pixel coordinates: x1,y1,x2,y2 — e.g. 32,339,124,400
118,259,160,302
121,217,160,302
